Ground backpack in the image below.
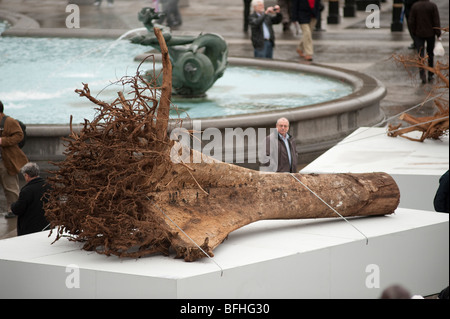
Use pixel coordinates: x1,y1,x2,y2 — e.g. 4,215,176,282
0,115,27,148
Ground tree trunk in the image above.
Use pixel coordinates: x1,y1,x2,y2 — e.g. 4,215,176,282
149,153,400,261
46,27,401,263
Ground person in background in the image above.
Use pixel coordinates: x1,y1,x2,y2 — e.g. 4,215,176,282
159,0,182,29
433,170,449,213
408,0,442,84
438,286,449,299
278,0,292,32
94,0,114,7
291,0,321,62
243,0,252,32
380,285,413,299
380,284,425,299
249,0,283,59
261,117,298,173
404,0,420,49
11,163,51,236
0,100,28,219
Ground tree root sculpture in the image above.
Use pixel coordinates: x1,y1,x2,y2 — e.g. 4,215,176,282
388,34,449,141
45,28,400,262
388,100,449,141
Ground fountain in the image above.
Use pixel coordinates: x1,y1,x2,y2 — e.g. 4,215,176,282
0,11,385,173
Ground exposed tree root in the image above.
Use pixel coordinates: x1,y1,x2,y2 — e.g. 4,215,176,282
45,28,400,262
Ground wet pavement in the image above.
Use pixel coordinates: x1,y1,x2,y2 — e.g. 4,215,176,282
0,0,448,238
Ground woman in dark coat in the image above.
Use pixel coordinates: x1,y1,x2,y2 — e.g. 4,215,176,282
11,162,51,236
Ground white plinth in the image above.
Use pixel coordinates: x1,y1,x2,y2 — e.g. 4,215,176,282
301,127,449,211
0,208,448,299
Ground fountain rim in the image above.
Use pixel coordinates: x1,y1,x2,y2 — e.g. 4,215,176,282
26,55,385,135
181,56,386,129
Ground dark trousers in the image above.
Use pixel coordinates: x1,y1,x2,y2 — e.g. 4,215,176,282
243,0,252,31
414,36,436,80
160,0,182,27
254,40,274,59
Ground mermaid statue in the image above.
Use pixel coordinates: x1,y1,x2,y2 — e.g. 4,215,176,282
131,7,228,97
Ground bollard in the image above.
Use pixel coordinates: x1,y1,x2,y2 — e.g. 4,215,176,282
390,0,404,31
315,0,326,31
343,0,357,17
67,0,95,4
327,0,340,24
356,0,380,11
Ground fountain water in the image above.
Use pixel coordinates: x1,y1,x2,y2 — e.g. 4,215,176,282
0,36,352,124
0,19,10,34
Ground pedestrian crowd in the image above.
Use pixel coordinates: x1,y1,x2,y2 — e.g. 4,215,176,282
247,0,322,61
1,101,51,236
91,0,443,80
244,0,443,80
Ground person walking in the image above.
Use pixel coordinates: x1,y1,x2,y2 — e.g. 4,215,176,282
291,0,321,61
404,0,420,49
408,0,442,83
249,0,283,59
0,101,28,219
11,162,51,236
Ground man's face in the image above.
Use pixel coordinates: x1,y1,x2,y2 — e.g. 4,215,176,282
276,120,289,136
254,2,265,14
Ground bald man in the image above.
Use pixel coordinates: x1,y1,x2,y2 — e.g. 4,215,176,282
261,117,298,172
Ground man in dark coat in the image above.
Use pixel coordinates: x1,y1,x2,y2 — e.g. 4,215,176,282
261,117,298,173
249,0,283,58
408,0,442,83
11,162,51,236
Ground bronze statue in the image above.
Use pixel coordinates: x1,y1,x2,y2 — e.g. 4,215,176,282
131,7,228,97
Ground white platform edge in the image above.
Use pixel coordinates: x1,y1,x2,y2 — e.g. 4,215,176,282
0,207,448,299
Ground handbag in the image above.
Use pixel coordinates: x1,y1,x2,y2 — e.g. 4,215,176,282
433,39,445,57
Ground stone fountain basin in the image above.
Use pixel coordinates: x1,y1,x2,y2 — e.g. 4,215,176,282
24,57,385,172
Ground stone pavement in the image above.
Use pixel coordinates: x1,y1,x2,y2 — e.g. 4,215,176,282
0,0,448,238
